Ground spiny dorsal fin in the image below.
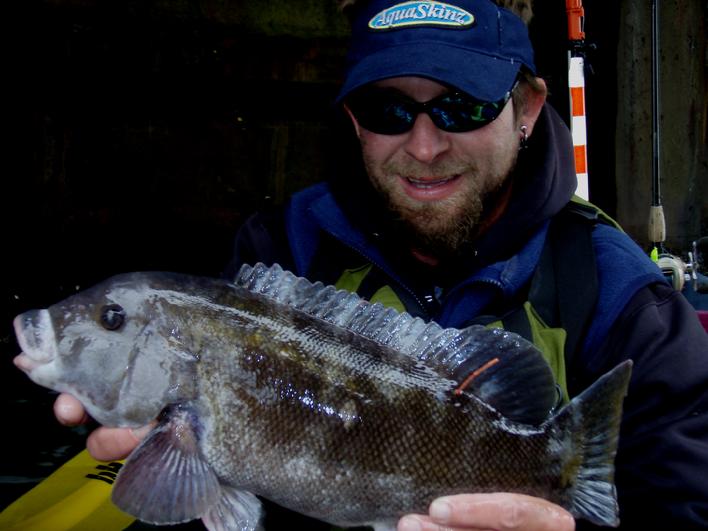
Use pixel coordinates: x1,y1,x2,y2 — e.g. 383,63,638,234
235,263,557,425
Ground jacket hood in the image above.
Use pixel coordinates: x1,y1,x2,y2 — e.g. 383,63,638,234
471,103,577,264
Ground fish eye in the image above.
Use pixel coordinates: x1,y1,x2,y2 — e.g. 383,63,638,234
100,304,126,331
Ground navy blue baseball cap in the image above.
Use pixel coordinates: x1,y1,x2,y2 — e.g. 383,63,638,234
337,0,536,103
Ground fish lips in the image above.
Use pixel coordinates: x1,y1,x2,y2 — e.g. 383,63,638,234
13,309,58,371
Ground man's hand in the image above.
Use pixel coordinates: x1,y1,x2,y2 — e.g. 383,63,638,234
53,393,151,461
398,493,575,531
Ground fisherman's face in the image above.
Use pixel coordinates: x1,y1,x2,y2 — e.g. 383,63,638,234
345,76,544,258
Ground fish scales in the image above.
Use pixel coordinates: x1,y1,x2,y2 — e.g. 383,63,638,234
13,263,631,530
196,338,554,523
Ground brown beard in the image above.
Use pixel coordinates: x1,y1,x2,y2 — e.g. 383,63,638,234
378,182,484,258
364,154,518,260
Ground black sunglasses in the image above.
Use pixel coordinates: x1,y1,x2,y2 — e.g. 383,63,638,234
345,82,516,135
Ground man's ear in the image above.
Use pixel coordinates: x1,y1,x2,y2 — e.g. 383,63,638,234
517,77,547,136
343,104,363,139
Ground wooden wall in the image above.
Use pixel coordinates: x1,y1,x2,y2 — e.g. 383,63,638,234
5,0,707,295
615,0,707,253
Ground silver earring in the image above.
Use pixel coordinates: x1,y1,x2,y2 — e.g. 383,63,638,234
519,125,529,150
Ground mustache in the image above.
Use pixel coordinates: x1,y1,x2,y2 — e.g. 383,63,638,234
381,159,476,179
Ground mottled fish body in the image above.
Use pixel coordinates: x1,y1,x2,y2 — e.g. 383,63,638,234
13,263,630,530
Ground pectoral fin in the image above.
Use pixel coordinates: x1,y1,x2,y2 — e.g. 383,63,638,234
112,405,220,525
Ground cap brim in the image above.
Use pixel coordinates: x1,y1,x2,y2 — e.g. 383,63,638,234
336,42,523,103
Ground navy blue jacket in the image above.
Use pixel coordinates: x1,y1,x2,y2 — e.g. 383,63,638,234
226,105,708,529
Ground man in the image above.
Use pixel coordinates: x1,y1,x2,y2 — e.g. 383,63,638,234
53,0,708,529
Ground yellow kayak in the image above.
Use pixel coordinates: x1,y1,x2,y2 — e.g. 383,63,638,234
0,450,135,531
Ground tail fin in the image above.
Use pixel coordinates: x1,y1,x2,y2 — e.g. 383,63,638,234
549,360,632,527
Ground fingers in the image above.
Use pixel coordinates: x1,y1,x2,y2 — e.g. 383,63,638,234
398,515,455,531
398,493,575,531
53,393,90,426
428,493,575,530
53,393,155,462
86,424,154,461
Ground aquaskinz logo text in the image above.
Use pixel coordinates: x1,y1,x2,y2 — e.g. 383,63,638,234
369,1,475,30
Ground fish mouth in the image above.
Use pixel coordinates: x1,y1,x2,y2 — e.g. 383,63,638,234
13,310,57,373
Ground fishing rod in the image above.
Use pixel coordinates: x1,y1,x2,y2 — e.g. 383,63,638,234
647,0,666,255
647,0,683,287
647,0,707,298
566,0,589,200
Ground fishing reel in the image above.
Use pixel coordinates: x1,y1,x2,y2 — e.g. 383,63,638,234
658,237,708,294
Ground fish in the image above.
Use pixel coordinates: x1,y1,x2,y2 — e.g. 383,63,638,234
12,262,631,530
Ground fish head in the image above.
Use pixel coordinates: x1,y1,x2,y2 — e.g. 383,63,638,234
13,272,197,427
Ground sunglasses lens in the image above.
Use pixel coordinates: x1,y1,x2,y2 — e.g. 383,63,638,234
347,91,414,135
429,94,505,133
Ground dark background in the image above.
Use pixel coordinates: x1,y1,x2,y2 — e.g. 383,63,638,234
1,0,703,514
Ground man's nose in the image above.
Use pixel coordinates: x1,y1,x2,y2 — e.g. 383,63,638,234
402,113,451,164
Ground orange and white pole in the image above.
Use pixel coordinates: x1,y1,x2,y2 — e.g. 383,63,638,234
566,0,589,200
